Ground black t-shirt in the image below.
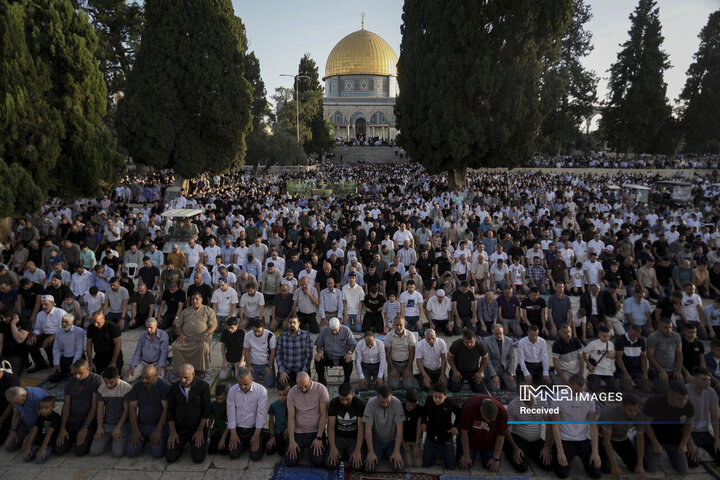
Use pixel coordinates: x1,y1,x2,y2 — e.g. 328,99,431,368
0,371,20,413
382,271,402,296
138,266,160,289
451,290,475,317
130,291,155,317
0,288,18,310
654,296,675,320
603,269,622,287
363,293,385,318
328,396,366,438
614,334,645,374
316,269,340,290
600,291,618,316
102,255,120,272
682,338,704,374
162,289,187,315
521,297,546,326
220,328,245,363
449,338,488,374
403,402,426,442
33,411,61,446
363,272,381,291
643,394,694,445
19,283,43,312
0,317,32,356
434,256,452,276
87,321,122,360
656,264,673,286
187,283,213,305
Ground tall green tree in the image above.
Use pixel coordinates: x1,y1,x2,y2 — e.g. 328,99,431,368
396,0,573,188
244,51,269,130
600,0,672,155
72,0,143,112
0,0,124,215
680,10,720,153
245,128,307,168
539,0,598,155
116,0,253,179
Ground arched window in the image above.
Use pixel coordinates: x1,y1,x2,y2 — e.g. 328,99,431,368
332,112,346,125
370,111,387,125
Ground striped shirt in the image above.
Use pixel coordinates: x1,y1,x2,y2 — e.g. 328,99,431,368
382,300,401,325
227,381,268,430
506,396,547,441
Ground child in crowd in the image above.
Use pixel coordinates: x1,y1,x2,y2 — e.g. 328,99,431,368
281,270,297,294
704,297,720,338
208,385,228,455
421,382,461,469
266,383,289,455
23,396,60,463
382,292,401,334
219,317,245,380
402,388,425,467
572,307,588,343
569,262,585,296
61,292,83,326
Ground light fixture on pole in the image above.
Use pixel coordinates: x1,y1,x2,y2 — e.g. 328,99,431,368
280,73,311,143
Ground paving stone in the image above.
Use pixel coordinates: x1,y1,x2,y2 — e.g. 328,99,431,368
159,472,206,480
2,465,43,480
202,469,245,480
164,451,213,472
58,453,119,469
35,467,97,480
210,452,248,469
113,455,167,471
90,470,162,480
0,448,21,465
242,468,274,480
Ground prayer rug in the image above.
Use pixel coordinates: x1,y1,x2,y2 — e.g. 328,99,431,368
704,460,720,479
271,463,343,480
347,472,439,480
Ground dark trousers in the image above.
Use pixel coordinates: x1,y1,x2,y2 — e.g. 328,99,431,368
266,431,287,456
503,433,553,473
315,354,352,385
423,438,455,469
689,431,720,466
362,314,384,333
326,436,362,468
93,353,123,377
49,356,74,383
587,374,618,393
54,421,95,456
600,437,639,473
208,430,228,455
517,362,546,385
448,371,484,393
553,439,601,479
298,312,319,334
284,431,326,467
418,367,443,391
228,427,266,461
29,334,54,369
4,421,32,452
165,430,208,463
433,319,462,336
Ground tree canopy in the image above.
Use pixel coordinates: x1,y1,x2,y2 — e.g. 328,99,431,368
680,9,720,153
116,0,253,179
395,0,573,187
0,0,124,216
600,0,673,155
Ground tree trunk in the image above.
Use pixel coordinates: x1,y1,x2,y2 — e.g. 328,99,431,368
447,166,467,190
0,217,12,243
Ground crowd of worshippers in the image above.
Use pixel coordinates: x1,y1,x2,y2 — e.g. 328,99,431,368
1,162,720,471
1,358,719,477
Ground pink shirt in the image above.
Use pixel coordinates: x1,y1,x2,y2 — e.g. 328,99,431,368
287,381,329,434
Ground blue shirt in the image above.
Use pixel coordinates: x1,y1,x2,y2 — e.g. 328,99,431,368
705,305,720,327
268,399,288,434
276,330,314,374
15,387,49,426
53,326,85,365
146,249,165,268
243,259,262,279
623,297,651,325
130,329,169,368
315,325,357,359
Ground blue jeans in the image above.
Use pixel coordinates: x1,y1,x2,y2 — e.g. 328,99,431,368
644,442,688,474
26,446,53,463
345,314,362,332
405,315,423,336
423,438,455,469
367,437,405,472
251,363,276,388
126,424,168,458
503,317,519,335
106,312,129,330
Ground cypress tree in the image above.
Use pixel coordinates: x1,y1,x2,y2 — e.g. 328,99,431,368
680,10,720,153
116,0,253,179
396,0,573,188
600,0,672,155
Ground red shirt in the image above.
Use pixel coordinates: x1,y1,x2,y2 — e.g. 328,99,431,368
460,395,508,451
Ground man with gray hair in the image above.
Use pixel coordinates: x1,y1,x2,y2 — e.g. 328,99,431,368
126,318,169,381
483,323,517,392
415,329,448,390
385,317,420,390
27,294,64,373
49,313,85,383
4,385,49,452
226,366,269,460
314,317,356,386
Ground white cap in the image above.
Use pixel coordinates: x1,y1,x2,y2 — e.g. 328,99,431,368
41,294,55,304
328,317,341,330
437,289,445,297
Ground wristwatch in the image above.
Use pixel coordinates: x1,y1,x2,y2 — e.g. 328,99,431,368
416,440,422,446
492,456,500,461
315,436,323,441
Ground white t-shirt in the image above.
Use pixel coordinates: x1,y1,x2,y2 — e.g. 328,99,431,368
426,296,452,320
415,338,447,370
239,292,265,317
551,398,595,441
342,284,365,315
184,244,204,267
211,287,239,316
243,330,276,365
509,264,526,285
204,245,221,265
582,260,603,285
570,268,584,288
399,290,424,317
583,339,615,376
681,293,703,323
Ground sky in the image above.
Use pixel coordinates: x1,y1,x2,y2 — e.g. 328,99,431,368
232,0,717,109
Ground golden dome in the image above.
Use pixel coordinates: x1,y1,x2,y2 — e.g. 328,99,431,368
324,28,398,79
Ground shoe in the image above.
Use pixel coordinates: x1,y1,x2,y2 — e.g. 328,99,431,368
27,364,49,373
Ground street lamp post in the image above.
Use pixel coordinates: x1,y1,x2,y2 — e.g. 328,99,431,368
280,73,311,143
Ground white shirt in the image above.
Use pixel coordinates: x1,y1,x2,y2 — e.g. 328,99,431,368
415,338,447,371
355,339,386,379
298,269,317,286
211,287,239,316
184,244,204,268
399,290,424,317
583,339,615,376
204,245,221,265
681,293,703,322
243,329,276,365
517,336,549,377
33,306,64,335
582,260,603,284
426,296,452,320
70,270,93,297
226,381,268,429
342,284,365,315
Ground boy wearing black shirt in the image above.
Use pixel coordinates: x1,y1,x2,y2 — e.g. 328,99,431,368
361,287,385,333
23,396,60,463
421,382,461,469
402,389,425,467
219,317,245,380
